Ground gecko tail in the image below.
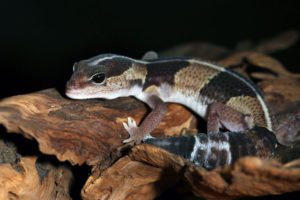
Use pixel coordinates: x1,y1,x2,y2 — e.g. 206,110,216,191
143,127,277,169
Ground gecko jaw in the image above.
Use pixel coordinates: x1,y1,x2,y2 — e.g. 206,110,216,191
65,89,94,99
66,86,136,100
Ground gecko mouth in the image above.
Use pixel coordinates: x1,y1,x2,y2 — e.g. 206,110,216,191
65,84,94,99
65,89,88,99
65,86,112,100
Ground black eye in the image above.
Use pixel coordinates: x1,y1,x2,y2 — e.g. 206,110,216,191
91,73,106,84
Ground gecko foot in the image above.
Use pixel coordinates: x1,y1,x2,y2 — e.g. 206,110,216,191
122,117,148,144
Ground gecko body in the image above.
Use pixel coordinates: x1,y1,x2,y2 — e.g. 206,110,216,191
66,53,277,169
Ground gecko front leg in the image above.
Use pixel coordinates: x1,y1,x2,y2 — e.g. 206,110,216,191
123,95,167,144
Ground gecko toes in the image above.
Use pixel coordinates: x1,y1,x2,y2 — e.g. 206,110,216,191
122,122,130,132
129,117,137,127
122,117,141,143
122,117,150,144
124,117,138,129
123,138,134,143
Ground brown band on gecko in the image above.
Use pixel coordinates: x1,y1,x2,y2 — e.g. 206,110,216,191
104,58,133,77
199,71,257,103
143,60,189,89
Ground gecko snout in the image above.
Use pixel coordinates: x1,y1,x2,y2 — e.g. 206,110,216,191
65,78,83,94
65,80,82,99
65,79,77,91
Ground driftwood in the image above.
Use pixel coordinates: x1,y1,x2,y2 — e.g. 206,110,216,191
0,139,72,200
0,31,300,199
0,91,196,168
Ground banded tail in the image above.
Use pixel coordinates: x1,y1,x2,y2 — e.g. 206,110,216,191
144,127,277,169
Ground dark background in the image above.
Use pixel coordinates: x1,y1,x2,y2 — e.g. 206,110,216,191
0,0,299,98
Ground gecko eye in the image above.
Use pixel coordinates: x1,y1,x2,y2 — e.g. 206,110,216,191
91,73,106,84
72,62,78,72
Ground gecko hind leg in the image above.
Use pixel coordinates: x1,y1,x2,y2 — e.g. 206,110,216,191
206,102,254,134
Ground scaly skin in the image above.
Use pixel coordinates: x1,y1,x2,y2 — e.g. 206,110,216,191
65,52,277,168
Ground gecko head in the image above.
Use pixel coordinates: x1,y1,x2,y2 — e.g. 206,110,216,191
65,54,146,100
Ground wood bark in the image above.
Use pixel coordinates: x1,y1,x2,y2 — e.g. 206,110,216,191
0,139,72,200
0,90,196,168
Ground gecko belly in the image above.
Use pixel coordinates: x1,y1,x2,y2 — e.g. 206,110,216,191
162,92,208,118
155,83,210,118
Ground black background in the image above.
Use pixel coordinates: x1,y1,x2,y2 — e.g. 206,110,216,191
0,0,299,98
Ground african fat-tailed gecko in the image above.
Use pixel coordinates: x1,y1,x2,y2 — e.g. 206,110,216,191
65,52,277,169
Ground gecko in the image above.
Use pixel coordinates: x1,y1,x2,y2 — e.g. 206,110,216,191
65,52,277,169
